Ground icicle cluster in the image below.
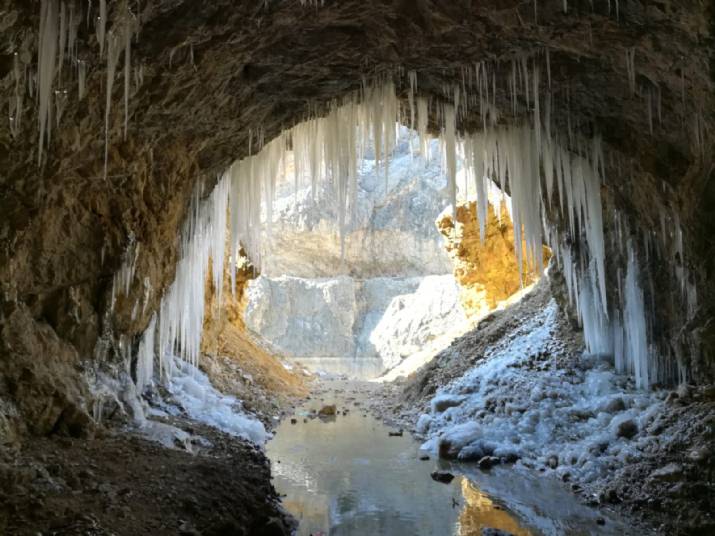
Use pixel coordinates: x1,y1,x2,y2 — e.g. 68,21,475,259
125,56,690,392
29,0,137,167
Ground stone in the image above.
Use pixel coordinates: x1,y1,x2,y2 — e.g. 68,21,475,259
615,419,639,440
317,405,337,417
501,452,520,464
602,397,626,413
649,463,684,482
546,455,559,469
481,528,515,536
431,395,466,413
430,471,455,484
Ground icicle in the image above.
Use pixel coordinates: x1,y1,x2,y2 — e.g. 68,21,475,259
67,3,78,62
78,59,87,99
625,244,650,388
135,314,156,392
417,97,429,160
646,87,653,135
625,48,636,96
123,6,132,139
58,2,67,80
54,88,68,126
37,0,60,165
9,52,23,138
96,0,107,56
443,105,457,219
407,70,417,132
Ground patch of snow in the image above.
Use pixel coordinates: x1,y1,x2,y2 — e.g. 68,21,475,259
162,359,267,445
419,300,662,485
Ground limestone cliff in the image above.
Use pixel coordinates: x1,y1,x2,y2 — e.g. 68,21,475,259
243,132,472,376
436,202,550,319
263,132,451,278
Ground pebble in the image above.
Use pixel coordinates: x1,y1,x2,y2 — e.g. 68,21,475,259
430,471,455,484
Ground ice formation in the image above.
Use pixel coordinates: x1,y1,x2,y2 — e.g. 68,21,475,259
162,360,267,445
31,1,137,166
37,0,60,165
115,59,671,402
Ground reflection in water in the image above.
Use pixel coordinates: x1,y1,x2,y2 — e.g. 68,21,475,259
459,478,532,536
267,381,531,536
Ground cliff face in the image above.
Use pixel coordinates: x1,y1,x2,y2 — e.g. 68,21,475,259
200,255,308,417
262,132,452,278
0,0,714,438
437,201,549,319
243,132,471,375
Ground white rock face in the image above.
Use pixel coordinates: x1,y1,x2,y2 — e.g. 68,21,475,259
245,275,359,357
245,130,471,376
245,273,471,375
261,132,452,278
363,275,469,369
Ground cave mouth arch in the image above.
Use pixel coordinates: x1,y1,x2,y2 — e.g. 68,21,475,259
123,70,667,404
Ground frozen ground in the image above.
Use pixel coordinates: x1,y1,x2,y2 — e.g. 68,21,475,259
417,299,664,486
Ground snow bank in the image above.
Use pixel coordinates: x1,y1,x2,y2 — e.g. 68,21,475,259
418,300,663,485
162,360,267,445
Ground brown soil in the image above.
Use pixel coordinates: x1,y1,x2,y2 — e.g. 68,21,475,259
0,418,294,536
200,323,310,427
199,255,310,425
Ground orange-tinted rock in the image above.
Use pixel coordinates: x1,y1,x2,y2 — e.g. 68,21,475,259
436,202,550,319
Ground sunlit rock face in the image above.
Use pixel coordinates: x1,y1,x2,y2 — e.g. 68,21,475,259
245,134,471,374
437,201,549,319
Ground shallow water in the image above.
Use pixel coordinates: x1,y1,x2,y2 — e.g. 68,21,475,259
267,380,630,536
283,357,386,380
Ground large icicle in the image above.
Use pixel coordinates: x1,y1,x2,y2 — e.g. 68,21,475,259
37,0,60,165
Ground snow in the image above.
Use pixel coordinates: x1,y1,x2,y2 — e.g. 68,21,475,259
162,359,267,445
418,299,662,485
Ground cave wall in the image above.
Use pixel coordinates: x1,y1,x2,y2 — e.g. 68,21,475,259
0,0,713,439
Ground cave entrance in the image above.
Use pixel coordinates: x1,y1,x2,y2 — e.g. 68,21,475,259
236,125,545,382
121,74,636,536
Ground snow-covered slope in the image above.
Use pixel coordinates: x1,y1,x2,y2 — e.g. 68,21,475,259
415,295,666,487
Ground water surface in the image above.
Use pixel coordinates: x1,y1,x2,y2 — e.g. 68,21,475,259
267,380,629,535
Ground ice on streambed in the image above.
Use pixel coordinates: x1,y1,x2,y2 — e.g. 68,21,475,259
159,359,267,445
418,300,663,485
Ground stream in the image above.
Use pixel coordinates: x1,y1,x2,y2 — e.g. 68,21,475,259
266,380,632,536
